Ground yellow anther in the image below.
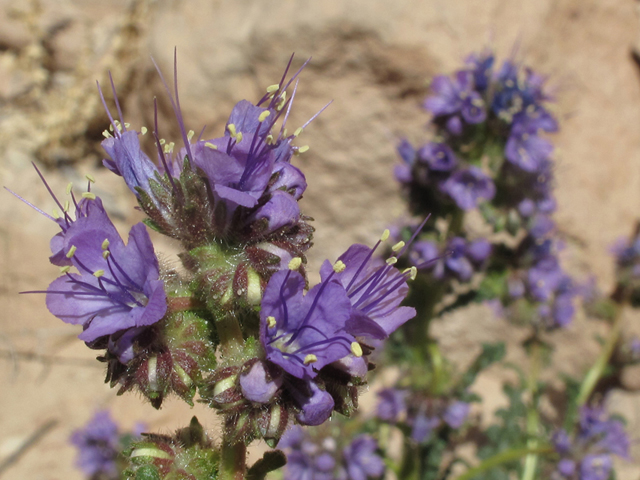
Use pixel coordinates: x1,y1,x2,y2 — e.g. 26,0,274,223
101,239,110,250
266,84,280,93
294,127,303,137
267,316,277,328
85,174,95,183
124,123,131,128
235,132,243,144
102,250,110,259
65,182,73,195
187,129,195,141
204,142,218,150
82,192,96,200
109,124,114,132
282,129,288,138
164,142,174,153
66,245,77,258
63,200,70,212
386,257,398,266
380,229,390,242
265,135,274,145
93,269,105,278
52,208,60,219
297,145,310,154
288,257,302,270
303,354,318,365
409,266,417,280
227,124,237,137
159,138,166,145
351,342,363,357
392,241,405,252
102,130,111,138
333,260,346,273
59,266,71,274
258,110,271,122
141,126,148,135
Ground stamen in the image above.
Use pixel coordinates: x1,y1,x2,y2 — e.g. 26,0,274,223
85,174,95,183
66,245,77,258
235,132,243,144
102,251,110,259
351,342,363,357
93,270,105,278
266,135,274,145
380,229,390,242
258,110,271,122
227,124,237,137
204,142,218,150
267,316,277,328
124,123,131,128
159,138,166,145
60,266,71,274
187,129,195,141
386,257,398,265
266,84,280,93
65,183,73,195
141,126,148,135
82,192,96,200
333,260,346,273
392,241,405,252
294,127,303,137
102,239,110,250
52,208,60,219
296,145,309,154
288,257,302,270
102,130,111,138
303,354,317,365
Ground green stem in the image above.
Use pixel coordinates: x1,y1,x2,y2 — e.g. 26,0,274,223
576,304,624,406
521,340,541,480
453,446,552,480
219,440,247,480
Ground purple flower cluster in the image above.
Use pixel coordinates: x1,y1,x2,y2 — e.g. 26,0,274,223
551,406,629,480
376,388,470,443
395,140,495,212
253,235,416,425
411,237,491,282
70,410,146,478
395,49,558,229
498,238,578,329
99,56,313,255
280,425,384,480
611,228,640,300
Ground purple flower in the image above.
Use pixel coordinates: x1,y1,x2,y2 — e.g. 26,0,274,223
287,377,336,426
443,401,470,429
70,410,120,477
102,130,159,196
281,426,346,480
579,454,612,480
556,458,576,477
342,435,385,480
411,412,440,443
465,50,494,92
320,242,416,340
376,388,408,423
239,360,283,404
527,257,565,302
260,270,353,380
505,120,553,172
439,166,495,210
45,198,167,344
417,143,458,172
424,71,486,134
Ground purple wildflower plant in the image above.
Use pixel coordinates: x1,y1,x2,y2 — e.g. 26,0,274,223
551,406,629,479
439,166,496,211
70,410,121,478
281,425,384,480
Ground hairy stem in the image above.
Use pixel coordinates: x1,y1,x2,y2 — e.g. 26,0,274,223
220,440,247,480
521,339,541,480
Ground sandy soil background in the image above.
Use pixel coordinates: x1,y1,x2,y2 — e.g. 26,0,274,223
2,0,640,478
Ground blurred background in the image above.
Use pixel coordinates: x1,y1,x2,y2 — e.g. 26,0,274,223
1,0,640,478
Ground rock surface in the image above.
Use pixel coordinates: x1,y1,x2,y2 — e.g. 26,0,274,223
1,0,640,478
